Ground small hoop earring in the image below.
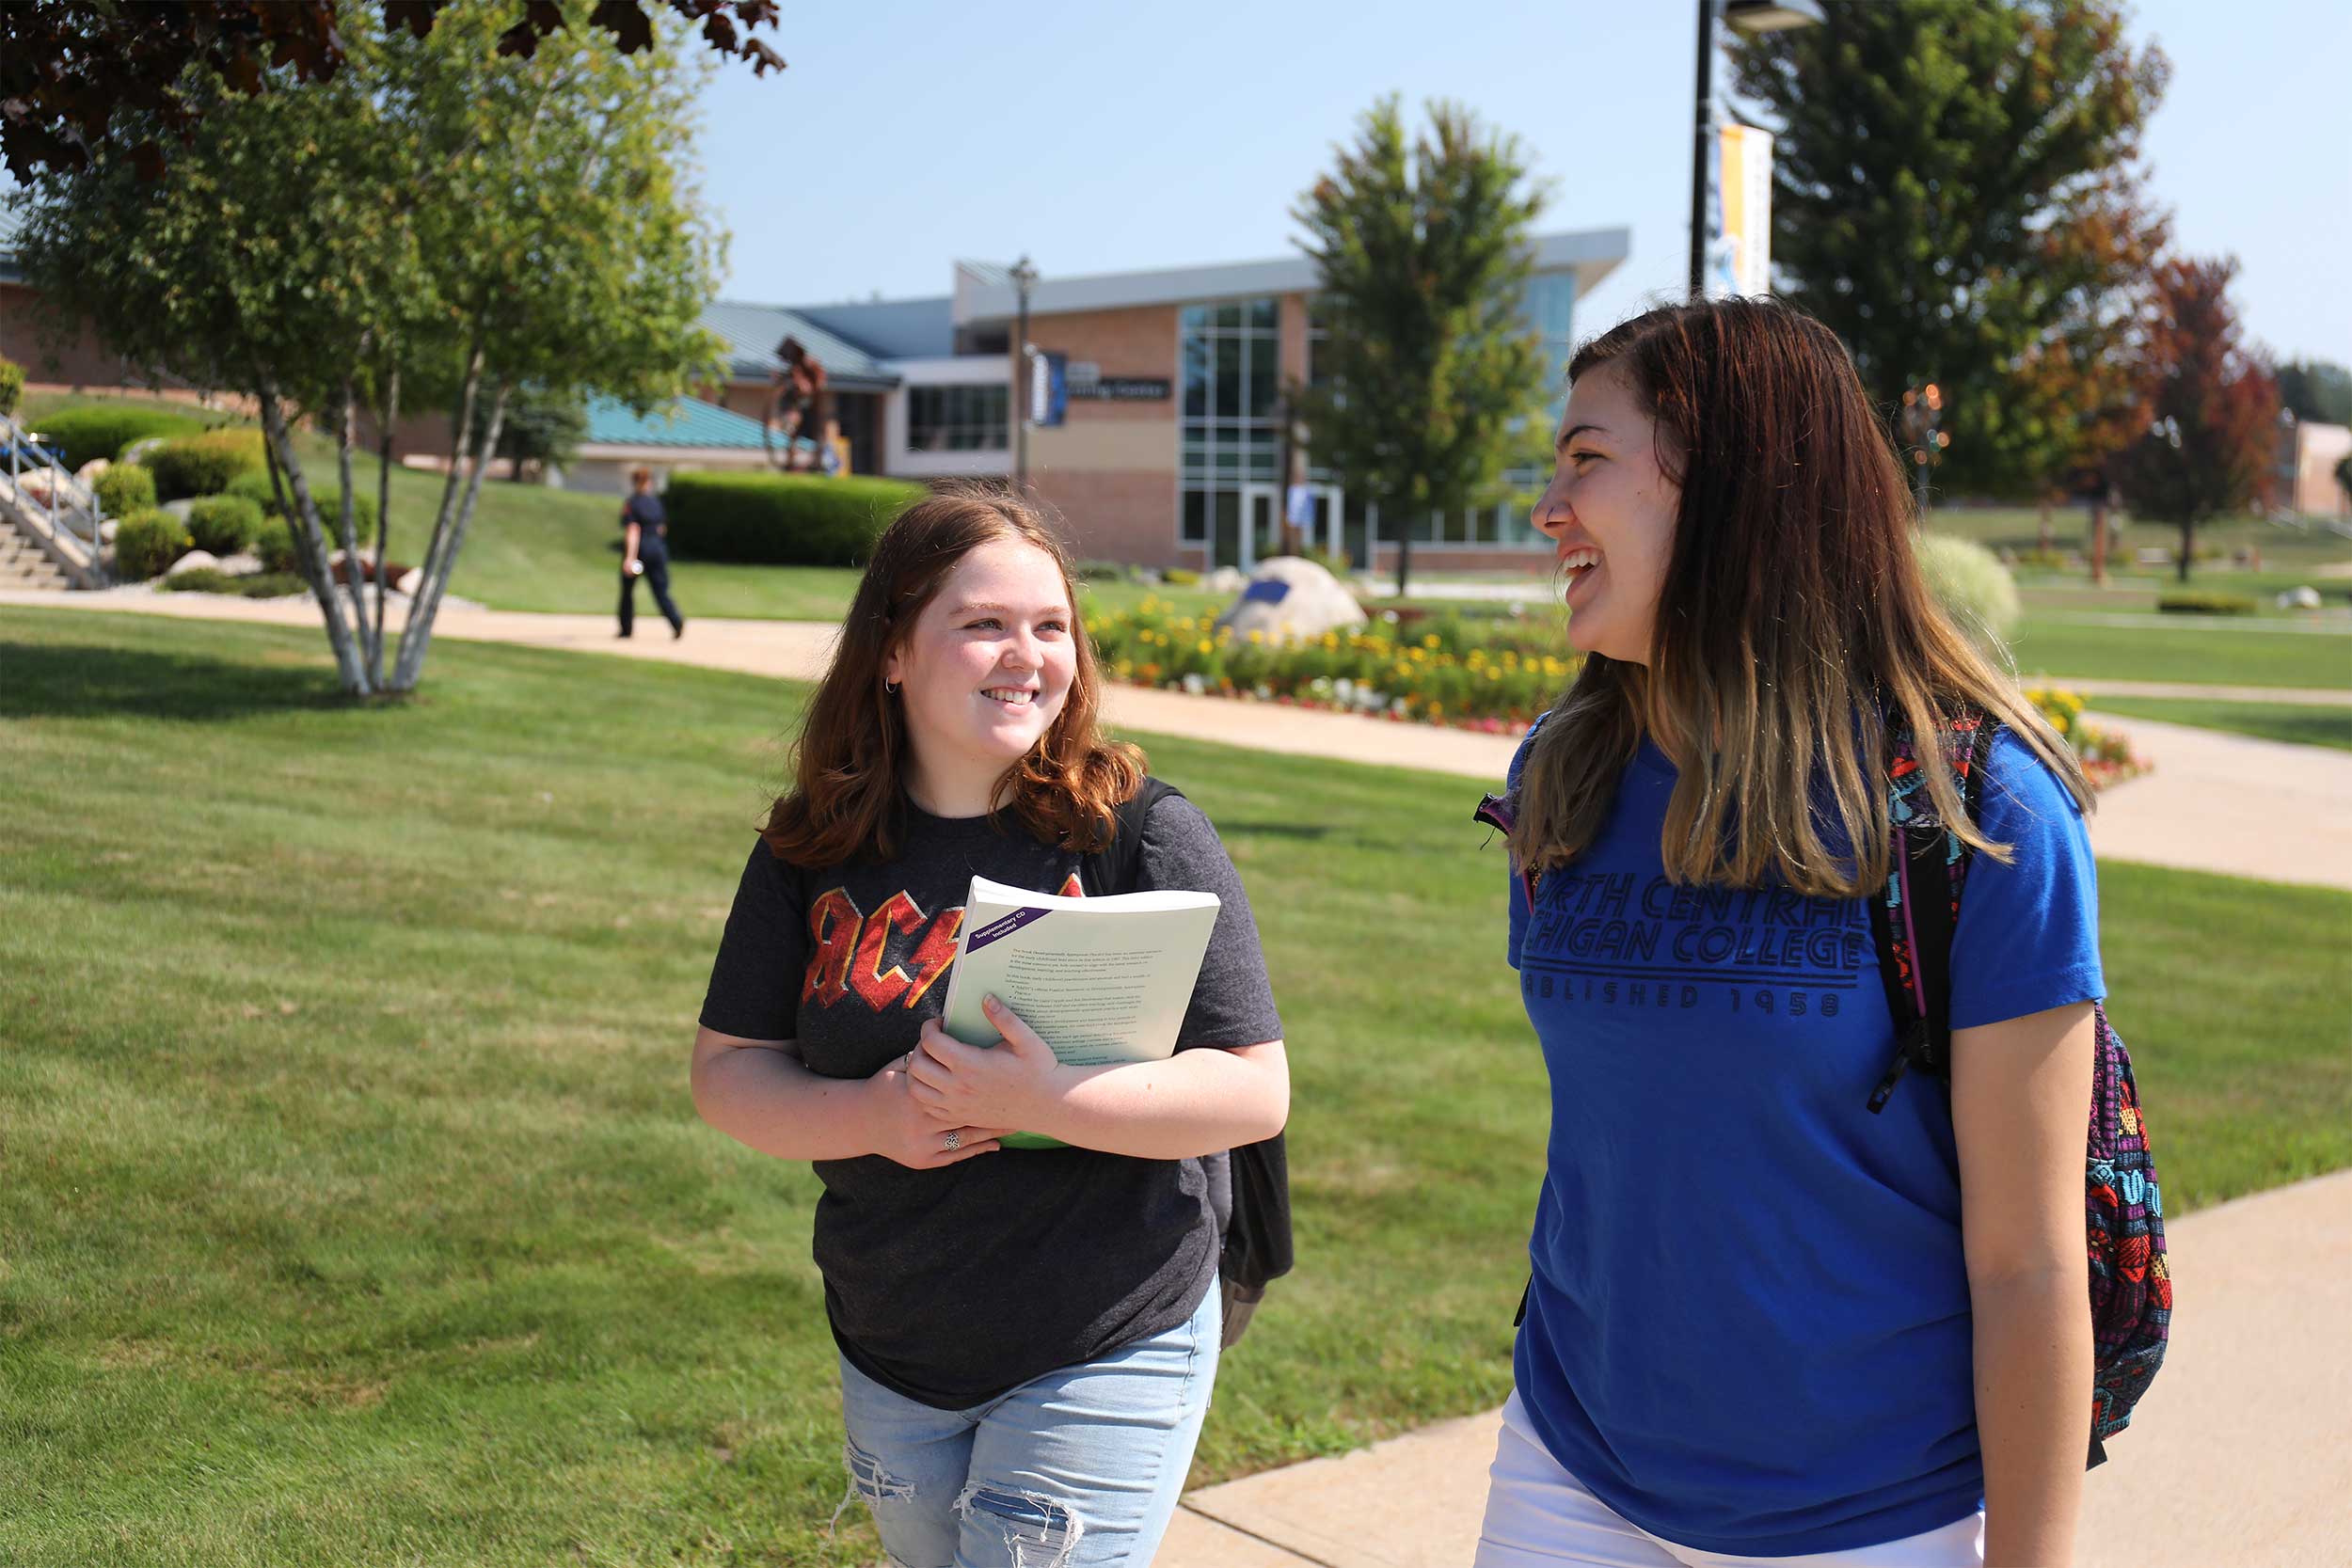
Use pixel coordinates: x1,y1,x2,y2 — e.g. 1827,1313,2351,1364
884,680,900,696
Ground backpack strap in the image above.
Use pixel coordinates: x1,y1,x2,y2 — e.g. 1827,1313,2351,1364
1865,715,1995,1113
1076,778,1184,897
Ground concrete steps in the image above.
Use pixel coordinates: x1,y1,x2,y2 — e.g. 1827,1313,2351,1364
0,525,72,591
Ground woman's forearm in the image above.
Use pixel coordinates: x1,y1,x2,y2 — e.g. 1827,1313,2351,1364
1025,1044,1287,1161
1974,1268,2092,1567
691,1044,880,1163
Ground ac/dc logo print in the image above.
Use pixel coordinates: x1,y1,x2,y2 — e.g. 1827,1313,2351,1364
803,873,1086,1011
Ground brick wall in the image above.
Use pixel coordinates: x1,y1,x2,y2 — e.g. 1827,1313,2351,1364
1,281,153,388
1021,305,1183,561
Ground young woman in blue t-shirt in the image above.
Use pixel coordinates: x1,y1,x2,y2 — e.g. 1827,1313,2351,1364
1479,298,2103,1568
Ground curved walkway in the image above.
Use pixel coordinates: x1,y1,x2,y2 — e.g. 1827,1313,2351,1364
11,593,2352,893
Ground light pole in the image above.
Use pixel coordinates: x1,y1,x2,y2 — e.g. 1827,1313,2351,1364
1690,0,1822,301
1009,255,1039,493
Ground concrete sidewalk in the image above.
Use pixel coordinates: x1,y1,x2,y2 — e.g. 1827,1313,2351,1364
1158,1168,2352,1568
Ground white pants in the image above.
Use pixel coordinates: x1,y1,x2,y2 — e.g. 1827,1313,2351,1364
1475,1392,1986,1568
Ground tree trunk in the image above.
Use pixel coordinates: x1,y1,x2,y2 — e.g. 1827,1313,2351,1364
398,344,486,655
389,376,508,692
332,384,374,687
1393,503,1413,599
2177,519,2193,583
2038,498,2054,554
2089,497,2108,586
373,365,399,679
258,382,373,696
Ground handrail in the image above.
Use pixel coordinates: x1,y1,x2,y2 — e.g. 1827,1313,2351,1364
0,411,108,585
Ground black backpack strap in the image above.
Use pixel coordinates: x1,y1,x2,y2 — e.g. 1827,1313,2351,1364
1866,716,1995,1113
1076,777,1183,898
1070,779,1294,1304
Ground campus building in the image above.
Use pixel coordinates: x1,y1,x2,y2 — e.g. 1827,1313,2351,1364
701,228,1629,572
4,202,1633,568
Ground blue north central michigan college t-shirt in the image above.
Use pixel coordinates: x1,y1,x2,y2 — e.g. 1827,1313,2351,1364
1503,728,2103,1557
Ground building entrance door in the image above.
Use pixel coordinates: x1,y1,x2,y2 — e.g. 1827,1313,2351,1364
1238,483,1283,571
1236,482,1346,569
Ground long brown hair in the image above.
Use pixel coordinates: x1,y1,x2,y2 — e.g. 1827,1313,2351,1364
1512,298,2090,897
762,483,1144,867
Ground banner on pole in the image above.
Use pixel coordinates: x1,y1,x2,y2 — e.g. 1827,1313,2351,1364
1709,124,1774,299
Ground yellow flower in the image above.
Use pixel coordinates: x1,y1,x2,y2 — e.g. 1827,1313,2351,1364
1248,629,1265,644
1198,640,1214,655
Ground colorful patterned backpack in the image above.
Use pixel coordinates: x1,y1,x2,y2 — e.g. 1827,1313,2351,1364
1865,714,2173,1466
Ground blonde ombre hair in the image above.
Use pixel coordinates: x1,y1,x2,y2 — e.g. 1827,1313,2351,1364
1511,299,2090,897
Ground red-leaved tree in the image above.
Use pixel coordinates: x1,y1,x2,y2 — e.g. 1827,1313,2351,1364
2110,256,2281,582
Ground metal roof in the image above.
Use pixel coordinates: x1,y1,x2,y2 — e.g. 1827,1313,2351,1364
580,393,775,451
787,296,955,361
699,300,899,391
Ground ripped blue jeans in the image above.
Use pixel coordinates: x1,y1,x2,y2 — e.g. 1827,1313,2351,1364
837,1282,1220,1568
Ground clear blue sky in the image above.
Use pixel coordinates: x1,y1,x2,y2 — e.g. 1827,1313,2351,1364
692,0,2350,366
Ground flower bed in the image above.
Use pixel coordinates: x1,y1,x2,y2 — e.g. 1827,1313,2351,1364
1083,605,2155,783
1084,600,1576,732
2026,687,2152,792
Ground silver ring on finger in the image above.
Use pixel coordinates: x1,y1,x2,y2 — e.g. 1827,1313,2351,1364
943,1129,962,1151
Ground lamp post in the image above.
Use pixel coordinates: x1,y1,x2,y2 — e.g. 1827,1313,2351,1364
1690,0,1822,301
1008,254,1039,493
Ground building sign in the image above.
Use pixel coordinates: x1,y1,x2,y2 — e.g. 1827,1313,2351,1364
1062,359,1172,402
1029,349,1068,428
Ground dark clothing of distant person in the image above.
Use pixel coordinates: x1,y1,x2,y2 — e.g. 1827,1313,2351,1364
619,491,683,638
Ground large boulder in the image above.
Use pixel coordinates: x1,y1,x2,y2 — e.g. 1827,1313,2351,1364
1203,565,1248,594
165,549,223,578
1214,556,1367,645
76,457,111,485
2276,585,2323,610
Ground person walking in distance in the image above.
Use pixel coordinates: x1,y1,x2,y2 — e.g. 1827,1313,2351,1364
618,466,684,640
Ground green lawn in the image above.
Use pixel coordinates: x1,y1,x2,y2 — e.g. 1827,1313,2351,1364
3,605,2347,1564
2009,615,2352,689
2087,697,2352,752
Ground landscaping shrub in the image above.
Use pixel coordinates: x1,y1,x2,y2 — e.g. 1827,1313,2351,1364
113,508,190,579
184,495,263,557
2158,590,2258,616
1071,559,1130,582
662,472,927,565
1915,533,2021,648
1162,566,1201,587
158,566,240,594
248,516,300,576
147,429,267,500
225,470,380,537
0,355,23,418
93,463,158,517
25,405,207,469
238,572,308,598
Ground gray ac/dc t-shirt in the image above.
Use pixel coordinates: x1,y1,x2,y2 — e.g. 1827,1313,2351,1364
697,787,1282,1409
